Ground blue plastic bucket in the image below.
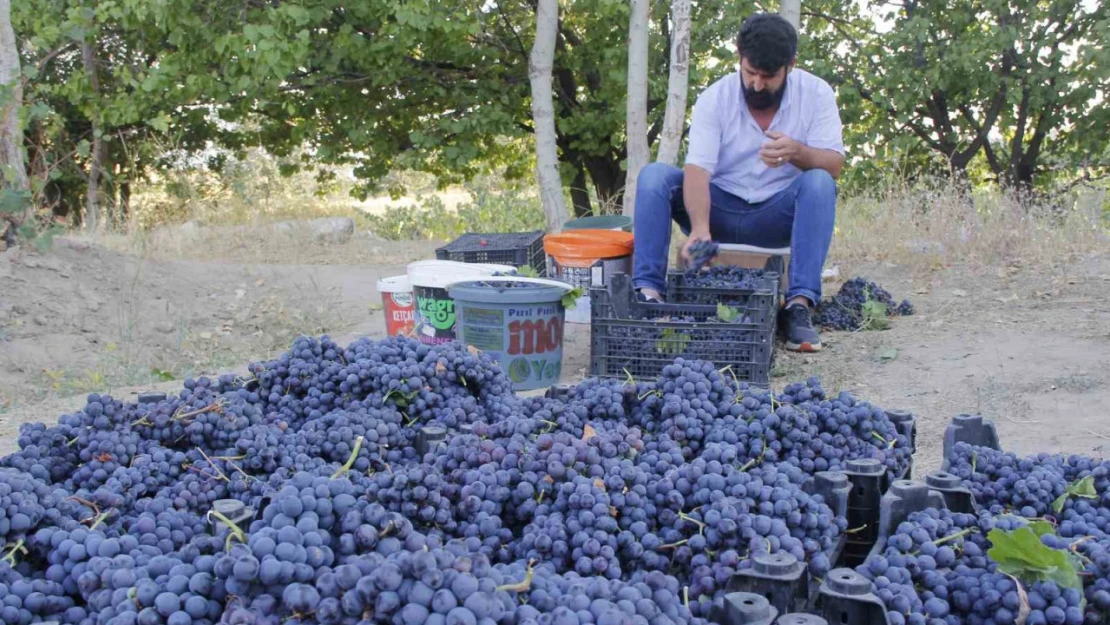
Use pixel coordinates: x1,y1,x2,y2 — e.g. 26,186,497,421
448,279,568,390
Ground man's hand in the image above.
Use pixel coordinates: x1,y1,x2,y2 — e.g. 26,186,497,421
681,229,713,264
760,131,846,178
760,131,803,168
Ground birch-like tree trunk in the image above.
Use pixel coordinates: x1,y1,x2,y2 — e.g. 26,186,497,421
779,0,801,30
622,0,650,217
656,0,691,166
0,0,29,242
529,0,569,231
81,35,105,232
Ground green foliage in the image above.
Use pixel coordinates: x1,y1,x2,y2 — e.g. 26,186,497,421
656,328,691,356
716,303,740,323
987,526,1084,592
363,179,544,241
561,287,585,310
1052,475,1098,514
9,0,1108,226
820,0,1109,189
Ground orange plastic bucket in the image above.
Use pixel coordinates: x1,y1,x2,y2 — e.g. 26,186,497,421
543,229,634,268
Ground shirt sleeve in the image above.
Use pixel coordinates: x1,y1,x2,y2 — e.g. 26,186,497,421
683,87,722,173
806,82,846,156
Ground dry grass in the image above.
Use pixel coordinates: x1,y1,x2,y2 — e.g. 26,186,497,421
830,178,1109,268
91,224,442,266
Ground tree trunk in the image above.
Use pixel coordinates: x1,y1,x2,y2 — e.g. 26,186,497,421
586,156,624,214
81,35,105,232
656,0,691,166
779,0,801,30
529,0,569,231
0,0,29,242
569,166,592,218
623,0,650,217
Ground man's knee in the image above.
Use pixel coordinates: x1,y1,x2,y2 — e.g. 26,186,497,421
798,169,837,198
637,162,682,194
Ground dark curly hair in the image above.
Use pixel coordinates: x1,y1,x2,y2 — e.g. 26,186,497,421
736,13,798,73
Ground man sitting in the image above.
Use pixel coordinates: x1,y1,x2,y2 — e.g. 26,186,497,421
631,12,845,353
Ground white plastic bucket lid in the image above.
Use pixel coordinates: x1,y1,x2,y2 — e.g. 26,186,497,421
376,275,411,293
406,260,515,274
407,260,515,290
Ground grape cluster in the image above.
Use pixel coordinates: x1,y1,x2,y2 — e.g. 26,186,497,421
684,240,720,274
814,277,915,331
675,265,771,294
0,334,931,625
858,508,1096,625
947,442,1110,619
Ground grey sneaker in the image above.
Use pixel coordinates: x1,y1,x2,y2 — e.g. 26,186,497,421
779,304,822,352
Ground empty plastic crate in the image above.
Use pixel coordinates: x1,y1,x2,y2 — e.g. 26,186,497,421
435,231,547,276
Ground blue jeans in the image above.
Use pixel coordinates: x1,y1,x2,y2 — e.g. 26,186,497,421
631,163,837,305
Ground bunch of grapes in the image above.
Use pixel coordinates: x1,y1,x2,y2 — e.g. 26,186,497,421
684,240,720,274
858,508,1098,625
814,277,915,331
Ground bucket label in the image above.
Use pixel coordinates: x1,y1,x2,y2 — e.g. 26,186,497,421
460,305,564,388
463,325,504,353
391,292,413,308
414,286,457,345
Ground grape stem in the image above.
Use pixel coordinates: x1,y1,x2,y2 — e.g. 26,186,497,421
683,586,689,609
173,400,224,422
659,539,687,550
495,559,536,592
196,447,230,482
931,527,977,546
678,513,706,534
331,435,365,479
1002,573,1031,625
2,539,26,566
208,509,247,552
88,509,113,531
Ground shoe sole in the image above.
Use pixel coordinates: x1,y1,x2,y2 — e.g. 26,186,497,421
785,340,822,353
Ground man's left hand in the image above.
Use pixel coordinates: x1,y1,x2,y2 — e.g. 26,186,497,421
760,131,803,168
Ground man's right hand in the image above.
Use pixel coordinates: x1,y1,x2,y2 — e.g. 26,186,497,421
681,230,713,264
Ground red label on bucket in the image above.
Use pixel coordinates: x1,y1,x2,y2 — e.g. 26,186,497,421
382,291,415,337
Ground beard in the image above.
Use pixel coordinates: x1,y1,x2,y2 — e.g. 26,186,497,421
743,81,787,111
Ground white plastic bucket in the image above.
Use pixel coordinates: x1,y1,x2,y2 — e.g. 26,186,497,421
406,260,515,346
376,275,414,337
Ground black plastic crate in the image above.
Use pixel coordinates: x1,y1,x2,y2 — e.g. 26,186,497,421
710,592,778,625
435,231,546,276
940,413,1001,471
589,274,775,384
728,552,809,615
665,268,780,317
815,568,890,625
924,470,976,513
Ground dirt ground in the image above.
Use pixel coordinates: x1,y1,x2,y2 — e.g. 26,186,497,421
2,234,1108,474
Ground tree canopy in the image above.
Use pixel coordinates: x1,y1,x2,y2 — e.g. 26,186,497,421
5,0,1108,231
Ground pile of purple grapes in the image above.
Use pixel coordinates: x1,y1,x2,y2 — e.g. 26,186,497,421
814,277,915,331
0,335,922,625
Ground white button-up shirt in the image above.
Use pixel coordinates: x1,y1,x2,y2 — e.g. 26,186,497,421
684,67,846,203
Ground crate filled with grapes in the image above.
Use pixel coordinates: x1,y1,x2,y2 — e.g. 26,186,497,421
589,273,776,384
